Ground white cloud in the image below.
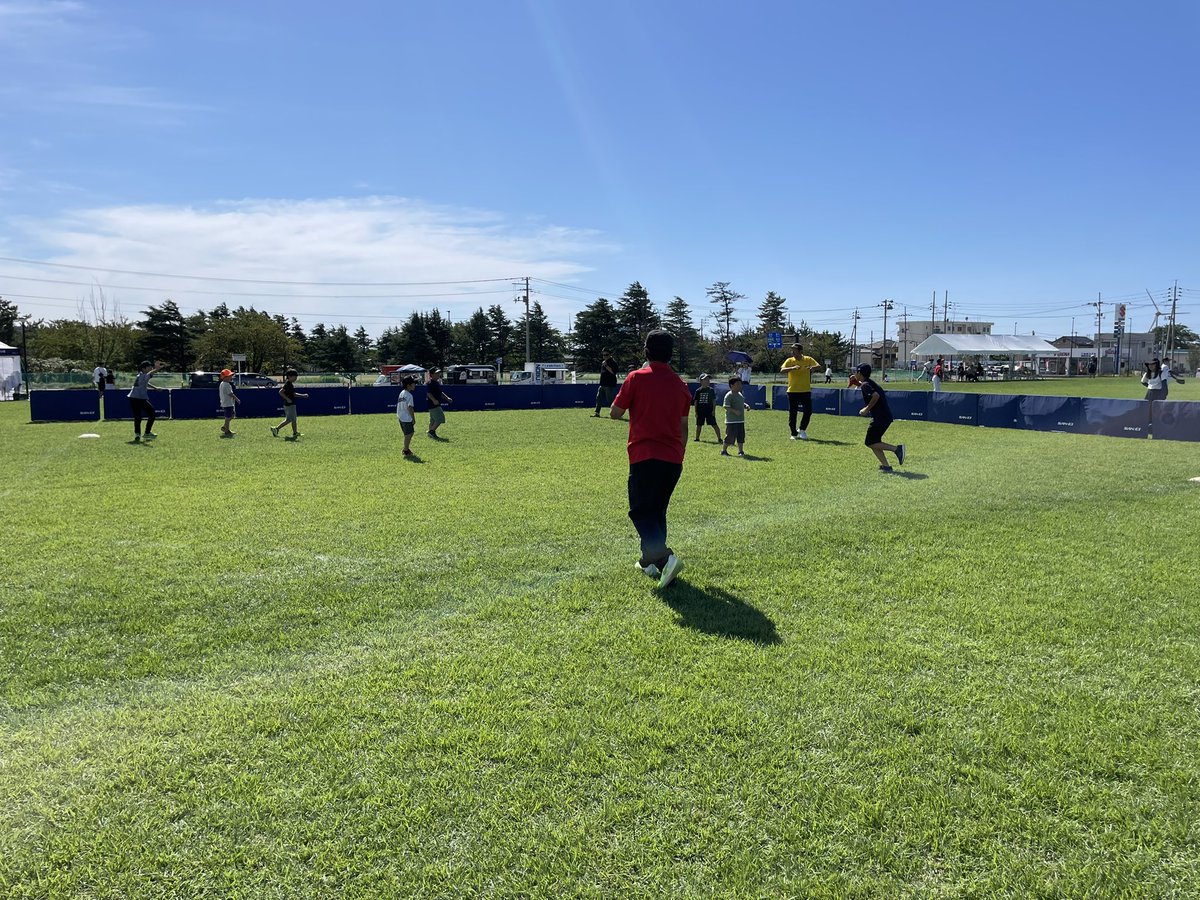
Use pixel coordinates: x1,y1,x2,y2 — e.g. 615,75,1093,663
3,196,619,331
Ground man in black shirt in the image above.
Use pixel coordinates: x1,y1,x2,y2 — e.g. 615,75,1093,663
855,364,905,472
593,349,618,416
426,367,453,438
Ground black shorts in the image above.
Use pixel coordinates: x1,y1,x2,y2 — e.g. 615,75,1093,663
695,404,717,426
725,422,746,443
865,419,892,445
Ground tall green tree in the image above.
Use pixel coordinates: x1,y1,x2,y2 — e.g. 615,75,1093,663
0,297,18,344
424,309,453,368
757,291,788,335
485,304,512,367
615,282,659,361
514,301,564,362
706,281,744,349
398,312,435,365
137,300,194,372
663,296,699,375
191,307,289,372
571,297,619,370
452,308,492,363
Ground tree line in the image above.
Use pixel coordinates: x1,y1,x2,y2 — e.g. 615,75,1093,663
1,282,856,377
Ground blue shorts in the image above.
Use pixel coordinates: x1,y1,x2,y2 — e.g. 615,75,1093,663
222,406,235,421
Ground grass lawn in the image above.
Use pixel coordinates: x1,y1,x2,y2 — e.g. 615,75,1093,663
2,400,1199,897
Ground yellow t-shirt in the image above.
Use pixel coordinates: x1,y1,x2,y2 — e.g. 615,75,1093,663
782,355,820,392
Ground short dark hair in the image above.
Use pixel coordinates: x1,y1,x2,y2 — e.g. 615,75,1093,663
402,375,416,386
728,375,742,385
644,329,673,363
285,368,298,378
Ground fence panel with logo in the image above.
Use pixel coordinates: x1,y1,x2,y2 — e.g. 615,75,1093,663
976,394,1023,429
1150,400,1200,442
929,392,979,426
1017,395,1087,434
103,391,169,421
30,390,100,422
1080,398,1149,438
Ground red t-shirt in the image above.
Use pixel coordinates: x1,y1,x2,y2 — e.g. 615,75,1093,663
613,362,692,465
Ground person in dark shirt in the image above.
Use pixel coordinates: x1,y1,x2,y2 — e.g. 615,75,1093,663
425,367,453,439
593,350,618,417
855,363,905,472
271,369,309,439
691,373,722,443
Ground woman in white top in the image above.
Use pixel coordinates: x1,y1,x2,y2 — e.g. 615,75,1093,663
1141,358,1168,401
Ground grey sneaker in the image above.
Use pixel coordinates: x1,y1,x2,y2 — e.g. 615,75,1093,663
635,561,661,579
144,431,157,440
896,444,906,465
271,426,279,437
658,554,683,589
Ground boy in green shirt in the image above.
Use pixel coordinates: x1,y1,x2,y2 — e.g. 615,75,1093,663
720,375,749,457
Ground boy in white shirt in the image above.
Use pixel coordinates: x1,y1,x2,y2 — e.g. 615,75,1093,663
396,375,417,457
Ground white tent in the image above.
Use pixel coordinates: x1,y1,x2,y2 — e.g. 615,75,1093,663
0,340,22,400
910,334,1062,356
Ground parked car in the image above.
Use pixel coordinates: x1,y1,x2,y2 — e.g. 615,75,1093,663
188,371,278,388
445,364,497,385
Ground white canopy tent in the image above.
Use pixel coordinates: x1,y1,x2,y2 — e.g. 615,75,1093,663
910,334,1062,356
910,333,1065,379
0,340,22,400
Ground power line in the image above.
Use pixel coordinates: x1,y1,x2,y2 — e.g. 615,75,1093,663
0,255,518,287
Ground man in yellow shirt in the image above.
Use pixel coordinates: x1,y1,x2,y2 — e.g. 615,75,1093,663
780,342,822,440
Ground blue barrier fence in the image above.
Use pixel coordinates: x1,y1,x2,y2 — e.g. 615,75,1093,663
26,386,1200,441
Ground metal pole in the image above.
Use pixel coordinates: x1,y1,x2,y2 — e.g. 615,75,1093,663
1069,316,1075,376
19,315,30,396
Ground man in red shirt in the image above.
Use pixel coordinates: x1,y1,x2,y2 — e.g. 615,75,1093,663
610,329,691,589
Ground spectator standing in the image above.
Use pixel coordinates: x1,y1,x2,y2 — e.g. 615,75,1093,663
855,364,905,473
127,360,165,443
1160,359,1185,399
425,367,453,438
737,363,752,385
218,368,240,437
610,329,690,590
780,342,822,440
692,373,722,443
593,350,618,417
932,358,943,393
824,364,833,384
271,369,308,439
93,363,108,396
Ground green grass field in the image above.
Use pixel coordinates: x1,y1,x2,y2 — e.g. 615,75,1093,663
2,400,1199,898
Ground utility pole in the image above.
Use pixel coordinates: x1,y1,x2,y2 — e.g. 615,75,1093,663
943,291,949,330
514,277,531,366
880,299,893,375
1069,316,1075,376
849,308,861,369
1167,280,1180,362
931,291,937,335
1088,293,1104,374
899,307,909,377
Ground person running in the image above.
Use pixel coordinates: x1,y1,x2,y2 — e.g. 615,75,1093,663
127,360,165,443
425,367,453,438
593,350,618,417
780,342,821,439
823,364,833,384
855,363,905,473
271,369,309,439
610,329,691,590
692,373,722,443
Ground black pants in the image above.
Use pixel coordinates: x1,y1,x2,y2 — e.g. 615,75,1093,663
627,458,682,567
788,392,812,435
594,385,615,413
130,398,155,435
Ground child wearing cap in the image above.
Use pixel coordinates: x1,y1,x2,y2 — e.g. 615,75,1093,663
855,364,905,472
396,375,417,457
425,367,453,439
218,369,240,437
127,360,165,443
692,373,722,443
720,375,749,457
271,369,308,439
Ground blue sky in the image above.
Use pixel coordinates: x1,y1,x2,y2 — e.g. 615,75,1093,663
1,0,1196,342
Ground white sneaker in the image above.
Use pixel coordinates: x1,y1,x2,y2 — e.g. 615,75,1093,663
657,554,683,589
799,430,807,440
635,561,661,579
790,434,798,440
270,426,279,438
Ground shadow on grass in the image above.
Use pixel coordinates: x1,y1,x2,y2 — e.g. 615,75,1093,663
802,438,852,446
740,453,772,462
663,584,781,645
889,470,928,480
404,453,425,463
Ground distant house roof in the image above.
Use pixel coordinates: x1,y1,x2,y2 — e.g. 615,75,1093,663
1052,336,1094,348
910,334,1063,355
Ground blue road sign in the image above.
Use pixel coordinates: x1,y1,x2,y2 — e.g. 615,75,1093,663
767,331,782,349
